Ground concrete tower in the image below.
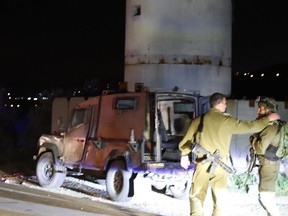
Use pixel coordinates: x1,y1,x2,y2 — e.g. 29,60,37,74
124,0,232,96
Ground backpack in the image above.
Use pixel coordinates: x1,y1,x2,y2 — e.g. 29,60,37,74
276,120,288,159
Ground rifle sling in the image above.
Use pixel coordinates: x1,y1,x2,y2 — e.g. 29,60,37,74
196,114,205,143
197,114,205,133
195,113,236,174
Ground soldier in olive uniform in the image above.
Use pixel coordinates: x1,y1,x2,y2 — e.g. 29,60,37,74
250,97,281,216
179,92,280,216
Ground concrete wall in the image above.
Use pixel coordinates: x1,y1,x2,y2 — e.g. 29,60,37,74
125,0,232,96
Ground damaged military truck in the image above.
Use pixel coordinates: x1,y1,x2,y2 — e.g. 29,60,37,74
34,90,210,202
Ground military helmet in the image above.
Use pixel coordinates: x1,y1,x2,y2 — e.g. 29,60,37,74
256,96,278,113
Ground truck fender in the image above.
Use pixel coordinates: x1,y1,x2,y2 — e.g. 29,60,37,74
37,143,61,163
104,150,133,171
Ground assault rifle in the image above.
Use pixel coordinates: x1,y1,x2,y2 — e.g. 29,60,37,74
242,147,258,193
192,143,236,174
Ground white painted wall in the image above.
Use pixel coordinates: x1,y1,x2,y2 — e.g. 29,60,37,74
125,0,232,96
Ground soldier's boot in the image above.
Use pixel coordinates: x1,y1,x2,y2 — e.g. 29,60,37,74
258,192,280,216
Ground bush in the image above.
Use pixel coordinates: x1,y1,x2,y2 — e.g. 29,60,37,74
228,172,258,193
228,172,288,196
276,173,288,196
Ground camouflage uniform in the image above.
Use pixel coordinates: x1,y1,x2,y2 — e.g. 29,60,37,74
250,97,281,216
179,107,271,216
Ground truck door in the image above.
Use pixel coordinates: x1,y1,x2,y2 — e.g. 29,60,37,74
62,107,93,164
198,96,210,115
83,92,147,170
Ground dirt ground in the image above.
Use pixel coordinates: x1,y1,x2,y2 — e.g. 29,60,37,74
1,152,288,216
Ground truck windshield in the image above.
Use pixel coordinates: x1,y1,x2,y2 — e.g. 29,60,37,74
70,109,86,128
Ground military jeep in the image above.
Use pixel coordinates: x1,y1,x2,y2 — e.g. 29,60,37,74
34,90,209,202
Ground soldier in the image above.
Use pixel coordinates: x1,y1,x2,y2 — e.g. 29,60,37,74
250,97,281,216
179,92,280,216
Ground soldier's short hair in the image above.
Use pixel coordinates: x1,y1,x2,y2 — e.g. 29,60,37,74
210,92,226,108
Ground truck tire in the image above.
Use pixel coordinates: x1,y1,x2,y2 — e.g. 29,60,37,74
169,180,190,200
106,161,133,202
36,152,66,188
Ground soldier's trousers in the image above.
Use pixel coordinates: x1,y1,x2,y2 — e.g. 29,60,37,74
258,157,280,216
189,161,228,216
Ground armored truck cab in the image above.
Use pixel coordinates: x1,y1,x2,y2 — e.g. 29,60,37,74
34,91,210,202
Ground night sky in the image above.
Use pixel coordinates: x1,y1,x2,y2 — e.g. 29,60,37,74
1,1,288,95
0,1,126,94
232,0,288,73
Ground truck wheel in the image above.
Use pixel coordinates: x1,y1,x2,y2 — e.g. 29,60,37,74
169,180,190,200
106,161,133,202
36,152,66,188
